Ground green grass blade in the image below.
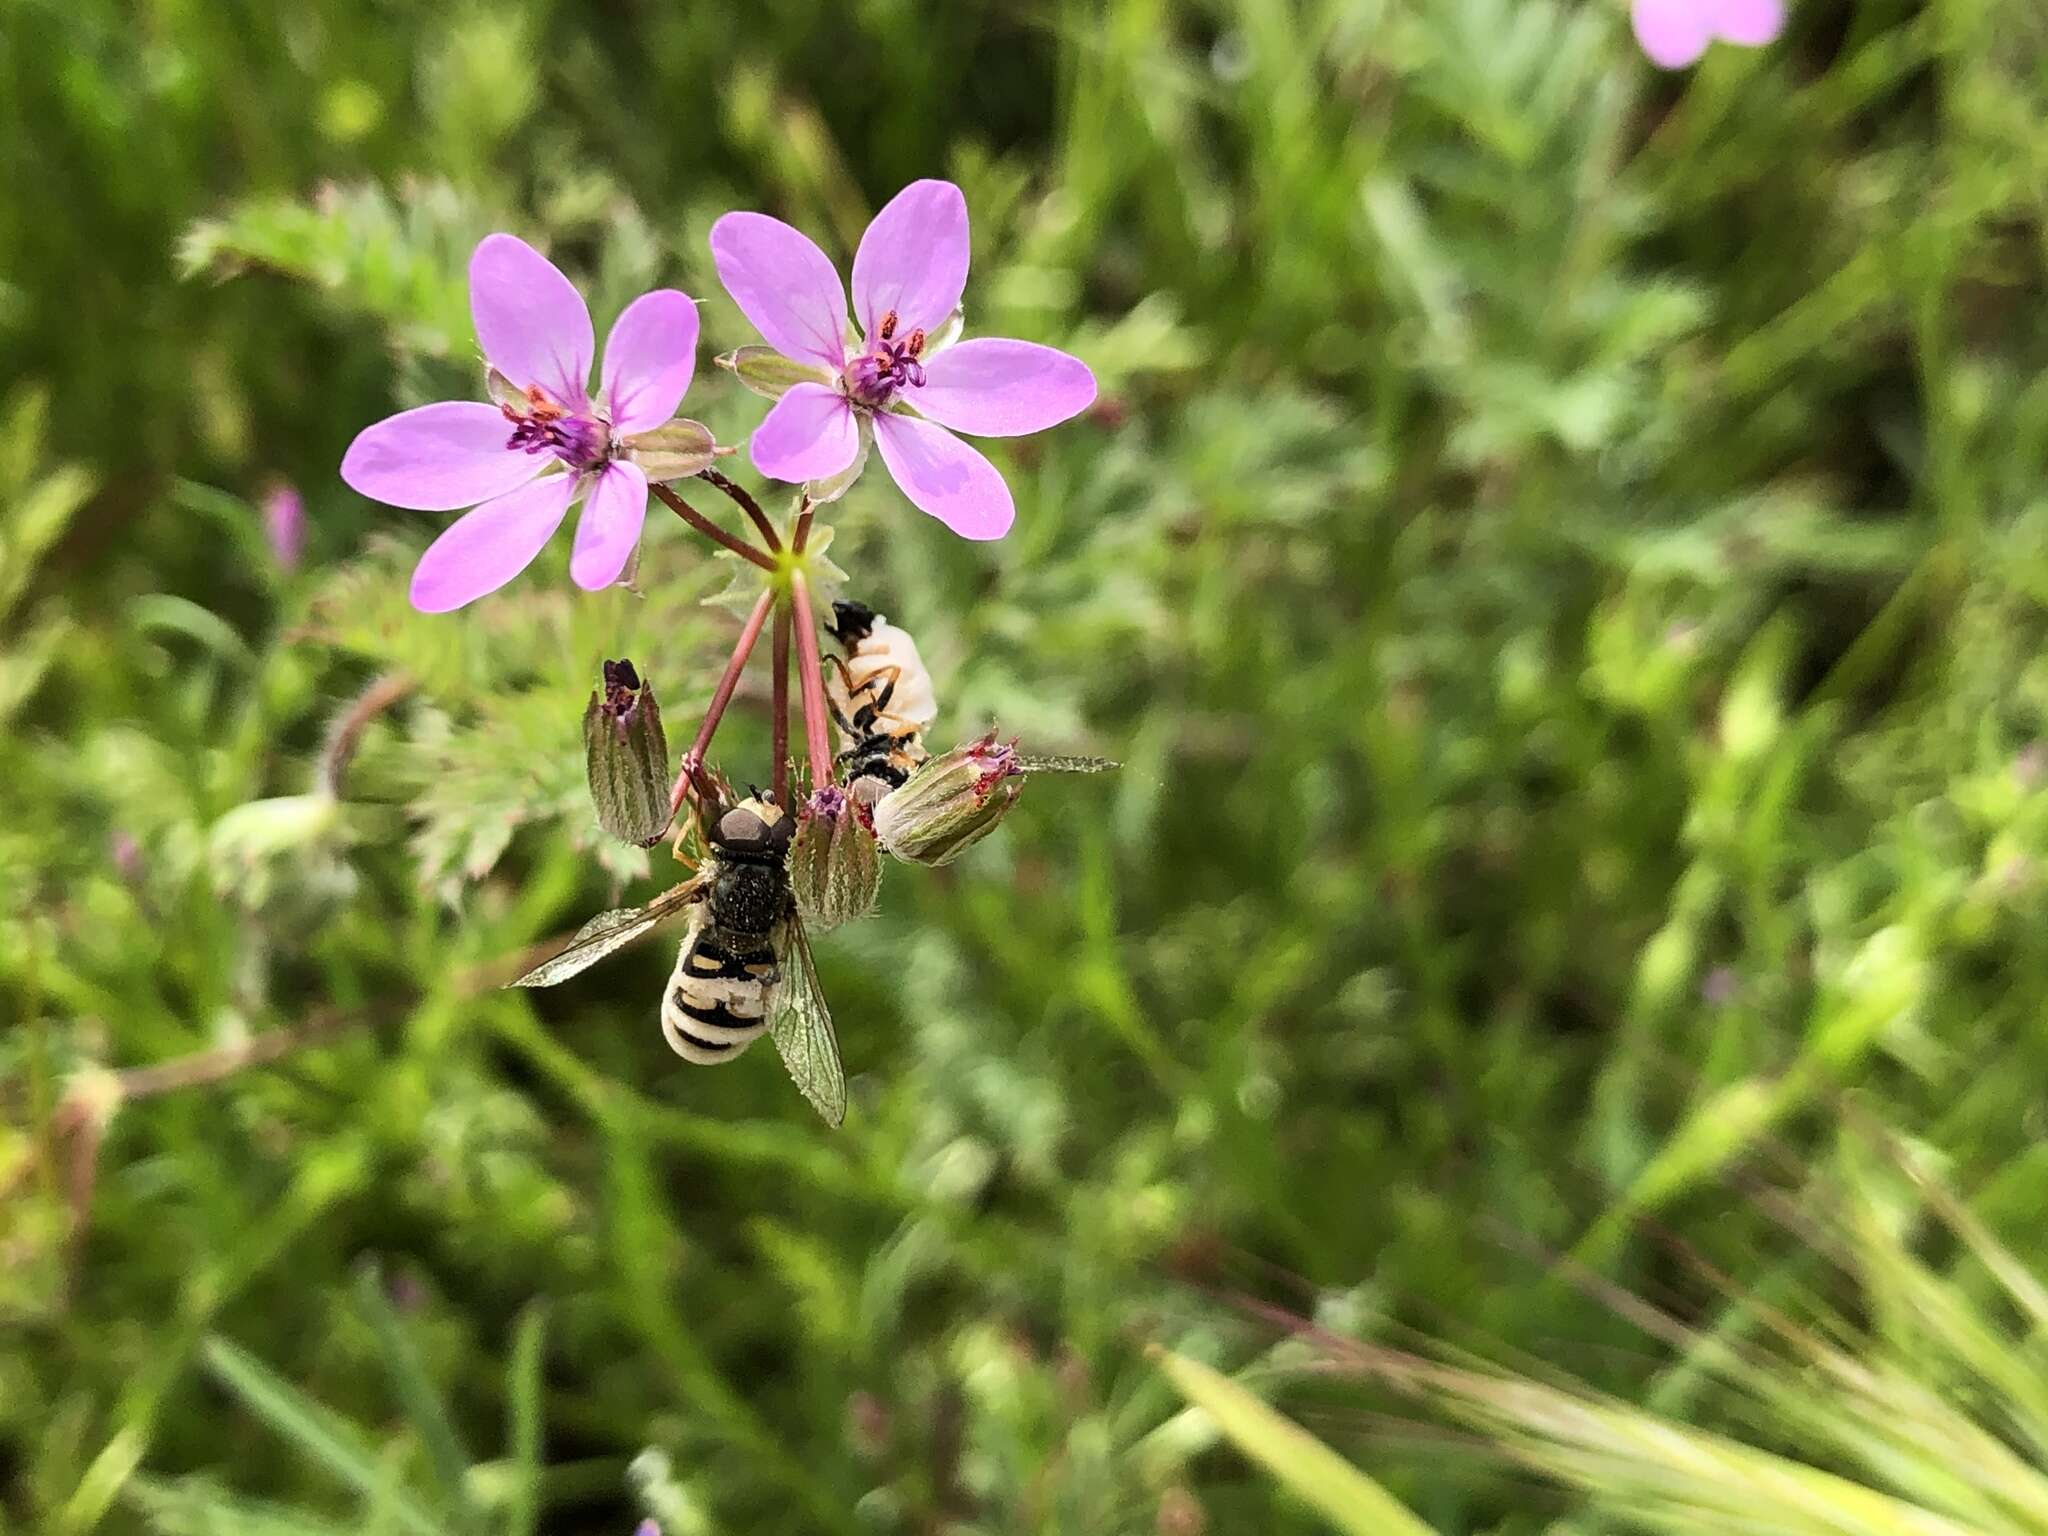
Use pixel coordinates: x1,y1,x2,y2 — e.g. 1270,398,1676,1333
504,1304,546,1536
352,1263,478,1532
1150,1347,1439,1536
198,1337,439,1536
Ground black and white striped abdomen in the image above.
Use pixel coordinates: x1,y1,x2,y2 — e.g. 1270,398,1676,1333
661,920,779,1065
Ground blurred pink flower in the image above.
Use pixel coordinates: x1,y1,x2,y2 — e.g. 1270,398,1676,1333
262,482,305,570
711,180,1096,541
1632,0,1784,68
341,235,699,612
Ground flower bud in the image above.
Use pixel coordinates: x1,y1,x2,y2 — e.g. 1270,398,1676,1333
714,346,835,401
262,481,304,570
584,658,671,847
621,418,725,482
789,785,880,928
871,732,1025,866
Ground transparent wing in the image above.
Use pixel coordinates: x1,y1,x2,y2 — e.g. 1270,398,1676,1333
767,911,846,1127
510,877,706,988
1014,753,1118,775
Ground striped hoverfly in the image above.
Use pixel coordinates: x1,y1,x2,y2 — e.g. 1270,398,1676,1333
513,791,845,1126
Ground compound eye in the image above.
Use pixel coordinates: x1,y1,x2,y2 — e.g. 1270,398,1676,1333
716,808,768,848
766,810,796,848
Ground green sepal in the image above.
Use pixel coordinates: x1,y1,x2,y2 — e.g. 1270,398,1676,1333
715,347,835,401
622,418,728,482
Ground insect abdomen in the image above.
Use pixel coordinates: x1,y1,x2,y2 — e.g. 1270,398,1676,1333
829,620,939,732
661,926,779,1064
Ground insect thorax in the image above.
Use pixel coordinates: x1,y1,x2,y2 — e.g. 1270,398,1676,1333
707,849,790,938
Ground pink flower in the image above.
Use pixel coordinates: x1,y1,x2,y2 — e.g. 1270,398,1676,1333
710,180,1097,541
341,234,699,612
1631,0,1784,68
262,482,304,570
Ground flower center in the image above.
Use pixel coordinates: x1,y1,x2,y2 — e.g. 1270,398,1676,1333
843,309,926,408
501,385,611,471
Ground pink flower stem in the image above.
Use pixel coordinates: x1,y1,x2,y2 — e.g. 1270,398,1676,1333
669,586,776,815
770,604,791,806
648,481,775,571
700,468,782,553
786,499,835,792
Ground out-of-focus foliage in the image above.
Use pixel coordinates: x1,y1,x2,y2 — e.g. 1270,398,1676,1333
8,0,2048,1532
1164,1135,2048,1536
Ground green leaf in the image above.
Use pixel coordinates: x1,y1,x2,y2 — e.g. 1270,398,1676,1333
125,1473,360,1536
504,1305,546,1536
352,1263,479,1533
198,1337,440,1536
1149,1348,1439,1536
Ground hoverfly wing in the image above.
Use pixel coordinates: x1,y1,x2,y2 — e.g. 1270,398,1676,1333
767,911,847,1127
510,877,706,988
1014,753,1118,775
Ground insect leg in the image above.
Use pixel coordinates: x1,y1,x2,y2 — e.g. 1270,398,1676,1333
669,798,705,872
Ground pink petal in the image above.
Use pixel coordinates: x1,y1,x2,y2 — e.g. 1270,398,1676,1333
749,382,861,484
1631,0,1711,66
470,233,594,406
852,179,970,343
601,290,699,435
871,413,1014,541
570,461,649,591
907,338,1097,438
340,401,541,511
409,472,579,613
1712,0,1784,45
709,212,850,371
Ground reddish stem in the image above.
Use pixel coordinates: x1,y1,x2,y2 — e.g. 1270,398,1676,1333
702,469,782,553
669,587,776,815
649,481,775,570
770,604,791,806
788,569,835,794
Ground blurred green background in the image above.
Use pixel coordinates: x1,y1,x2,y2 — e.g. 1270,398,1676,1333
10,0,2048,1532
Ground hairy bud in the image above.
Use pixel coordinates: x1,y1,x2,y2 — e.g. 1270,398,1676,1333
620,418,725,482
789,785,880,929
871,732,1024,866
584,658,671,847
714,346,836,401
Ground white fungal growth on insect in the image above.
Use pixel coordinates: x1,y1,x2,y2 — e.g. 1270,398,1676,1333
827,615,939,739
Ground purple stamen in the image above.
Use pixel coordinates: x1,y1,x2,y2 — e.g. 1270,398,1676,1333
842,317,929,408
501,392,611,470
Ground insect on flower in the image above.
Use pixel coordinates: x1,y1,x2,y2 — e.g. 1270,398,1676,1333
711,180,1098,539
1631,0,1784,69
340,234,708,611
821,598,1117,862
825,599,939,806
514,788,846,1127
